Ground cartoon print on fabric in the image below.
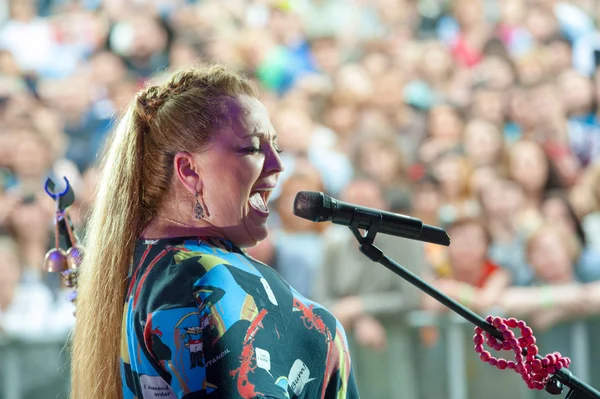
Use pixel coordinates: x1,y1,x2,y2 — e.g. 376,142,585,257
230,308,268,398
120,237,359,399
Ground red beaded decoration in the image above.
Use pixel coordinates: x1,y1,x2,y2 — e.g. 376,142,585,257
473,316,571,390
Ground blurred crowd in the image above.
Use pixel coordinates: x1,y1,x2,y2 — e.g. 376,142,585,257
2,0,600,398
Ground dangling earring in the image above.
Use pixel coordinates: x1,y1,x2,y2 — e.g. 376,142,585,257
62,210,83,292
194,191,204,219
44,195,68,273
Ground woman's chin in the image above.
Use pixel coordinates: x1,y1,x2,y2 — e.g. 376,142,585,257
242,220,269,248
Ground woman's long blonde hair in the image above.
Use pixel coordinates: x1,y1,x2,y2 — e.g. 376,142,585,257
71,65,256,399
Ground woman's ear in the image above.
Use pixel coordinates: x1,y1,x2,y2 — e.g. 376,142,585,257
174,151,202,195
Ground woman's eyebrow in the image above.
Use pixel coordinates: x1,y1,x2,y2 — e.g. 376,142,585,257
247,131,278,140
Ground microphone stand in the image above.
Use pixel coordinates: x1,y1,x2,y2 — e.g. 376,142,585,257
348,215,600,399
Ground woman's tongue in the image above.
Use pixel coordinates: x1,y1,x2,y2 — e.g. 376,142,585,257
249,192,268,213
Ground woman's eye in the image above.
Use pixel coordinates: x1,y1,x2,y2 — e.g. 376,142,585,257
244,147,262,154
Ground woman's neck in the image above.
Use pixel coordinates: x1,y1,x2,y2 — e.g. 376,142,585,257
141,217,225,240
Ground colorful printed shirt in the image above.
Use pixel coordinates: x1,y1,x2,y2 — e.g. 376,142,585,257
120,236,359,399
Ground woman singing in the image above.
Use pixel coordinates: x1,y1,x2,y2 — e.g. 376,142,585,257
71,65,359,399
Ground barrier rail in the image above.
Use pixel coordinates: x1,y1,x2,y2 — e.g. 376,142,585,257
1,313,598,399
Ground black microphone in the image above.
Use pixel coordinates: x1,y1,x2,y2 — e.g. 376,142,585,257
293,191,450,246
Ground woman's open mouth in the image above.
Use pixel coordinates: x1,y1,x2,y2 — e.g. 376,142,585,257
249,190,270,215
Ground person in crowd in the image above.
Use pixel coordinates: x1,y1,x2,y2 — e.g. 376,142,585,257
423,216,511,316
541,190,600,282
496,222,583,327
0,236,22,331
431,151,480,225
271,165,327,298
72,65,358,399
314,178,424,399
507,140,564,229
462,118,507,169
479,177,532,285
0,235,60,335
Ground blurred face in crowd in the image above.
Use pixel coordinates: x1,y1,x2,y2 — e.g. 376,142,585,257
169,41,201,69
310,37,341,74
41,75,93,121
369,71,404,111
376,0,416,25
413,179,441,220
0,131,18,168
0,241,20,311
463,119,503,167
509,141,549,194
0,51,20,76
273,107,314,155
323,98,359,138
500,0,526,25
447,220,489,276
541,196,577,235
275,166,323,233
528,227,575,283
428,105,464,142
267,8,303,44
421,42,453,84
558,69,594,116
9,0,36,21
362,52,393,77
12,131,52,180
507,87,535,129
516,53,547,85
471,88,505,125
130,16,168,58
526,7,559,43
469,166,499,196
594,68,600,106
481,178,525,219
476,57,515,90
3,94,36,129
109,80,139,114
547,39,572,74
453,0,484,29
90,51,128,88
7,198,52,246
341,179,387,210
358,138,404,187
334,64,374,104
432,154,470,199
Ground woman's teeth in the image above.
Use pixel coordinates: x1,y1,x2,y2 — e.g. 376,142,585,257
249,192,268,212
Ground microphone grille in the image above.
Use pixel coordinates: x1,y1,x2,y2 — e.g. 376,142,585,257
293,191,329,222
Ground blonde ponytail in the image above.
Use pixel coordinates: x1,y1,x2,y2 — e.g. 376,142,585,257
71,107,145,399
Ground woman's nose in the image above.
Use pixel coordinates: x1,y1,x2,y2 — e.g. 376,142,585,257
264,145,285,175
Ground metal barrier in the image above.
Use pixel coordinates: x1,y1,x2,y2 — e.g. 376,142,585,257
0,334,71,399
1,314,597,399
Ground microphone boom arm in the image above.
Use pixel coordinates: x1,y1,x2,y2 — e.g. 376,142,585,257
348,215,600,399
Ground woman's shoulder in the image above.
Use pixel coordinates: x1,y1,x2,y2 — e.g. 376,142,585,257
134,236,245,270
129,237,251,311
